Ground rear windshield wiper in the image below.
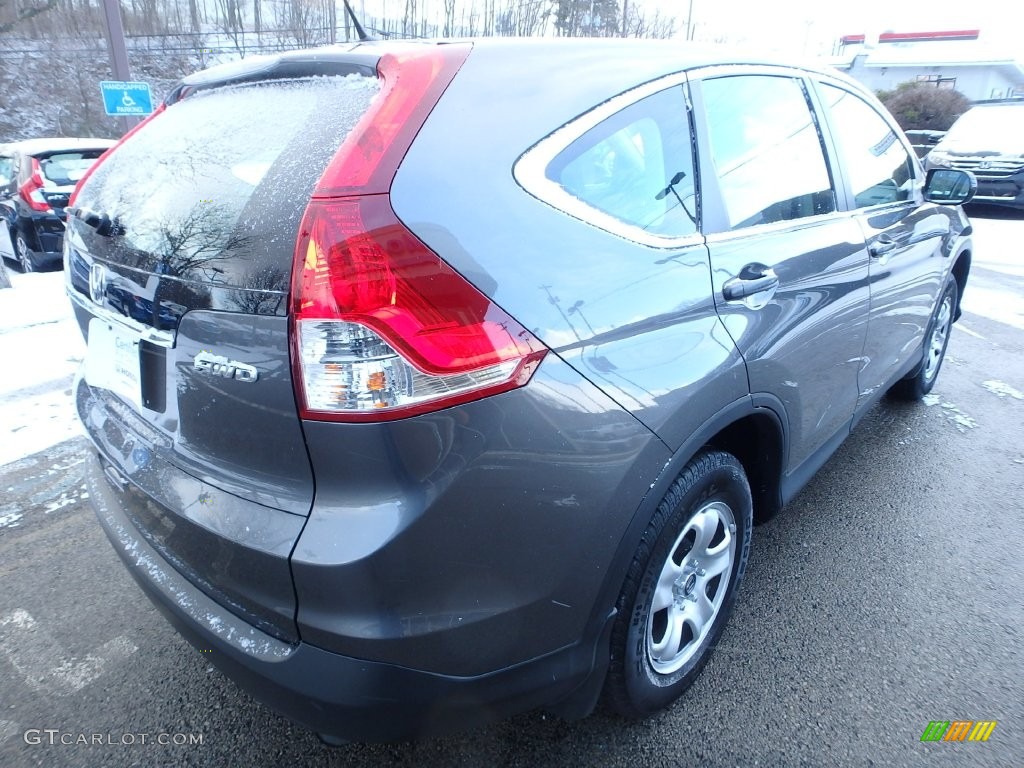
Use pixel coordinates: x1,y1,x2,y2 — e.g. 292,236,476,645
66,206,125,237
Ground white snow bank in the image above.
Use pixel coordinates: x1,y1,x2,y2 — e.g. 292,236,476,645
0,271,85,466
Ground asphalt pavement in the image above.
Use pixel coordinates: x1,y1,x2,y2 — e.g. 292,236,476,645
0,209,1021,767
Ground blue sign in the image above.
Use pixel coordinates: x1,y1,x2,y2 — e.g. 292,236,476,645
99,81,154,116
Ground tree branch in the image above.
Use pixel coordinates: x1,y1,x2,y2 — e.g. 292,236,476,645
0,0,59,35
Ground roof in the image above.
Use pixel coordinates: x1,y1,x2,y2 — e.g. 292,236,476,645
181,37,845,91
0,137,116,156
841,30,980,45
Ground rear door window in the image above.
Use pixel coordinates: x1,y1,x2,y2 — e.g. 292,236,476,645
818,84,917,208
78,75,379,292
546,86,699,237
700,75,836,231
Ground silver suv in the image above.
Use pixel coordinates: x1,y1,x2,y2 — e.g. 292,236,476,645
926,99,1024,210
68,39,976,743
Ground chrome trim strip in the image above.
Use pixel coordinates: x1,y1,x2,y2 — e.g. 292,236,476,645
68,287,176,348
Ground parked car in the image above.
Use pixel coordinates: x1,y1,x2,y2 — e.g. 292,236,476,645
67,40,975,744
925,99,1024,210
0,137,115,272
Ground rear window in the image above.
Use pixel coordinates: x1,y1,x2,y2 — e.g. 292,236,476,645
39,151,107,187
78,75,379,295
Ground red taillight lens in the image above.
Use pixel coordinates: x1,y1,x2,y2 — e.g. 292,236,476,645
292,43,546,422
296,197,542,375
292,197,546,421
68,103,167,207
314,46,470,197
19,159,49,212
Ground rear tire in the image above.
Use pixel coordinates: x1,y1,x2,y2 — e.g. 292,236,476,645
889,277,957,401
14,231,34,273
603,450,752,718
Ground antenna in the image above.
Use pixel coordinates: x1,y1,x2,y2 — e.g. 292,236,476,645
341,0,373,42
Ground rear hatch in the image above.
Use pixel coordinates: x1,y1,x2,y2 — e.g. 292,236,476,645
35,147,111,219
68,52,381,641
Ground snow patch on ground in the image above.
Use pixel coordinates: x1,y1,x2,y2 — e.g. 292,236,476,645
961,285,1024,331
0,272,85,467
940,401,977,431
982,380,1024,400
0,511,24,529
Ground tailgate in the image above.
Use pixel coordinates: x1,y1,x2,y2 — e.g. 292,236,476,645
68,58,381,640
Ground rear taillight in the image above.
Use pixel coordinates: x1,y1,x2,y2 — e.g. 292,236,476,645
68,103,167,207
19,159,50,212
292,45,547,422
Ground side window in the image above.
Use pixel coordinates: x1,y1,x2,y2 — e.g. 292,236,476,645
700,75,836,231
0,156,12,187
546,86,698,237
819,84,916,208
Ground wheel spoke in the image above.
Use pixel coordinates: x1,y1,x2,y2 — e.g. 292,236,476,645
686,593,715,637
691,509,718,552
702,545,731,579
652,605,685,660
651,562,680,612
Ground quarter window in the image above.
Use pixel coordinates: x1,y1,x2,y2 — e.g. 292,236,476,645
819,84,916,208
546,87,698,237
700,75,836,231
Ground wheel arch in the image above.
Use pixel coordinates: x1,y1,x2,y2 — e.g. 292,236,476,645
549,395,787,719
704,408,785,524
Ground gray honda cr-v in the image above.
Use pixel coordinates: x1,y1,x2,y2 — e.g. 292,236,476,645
67,39,976,743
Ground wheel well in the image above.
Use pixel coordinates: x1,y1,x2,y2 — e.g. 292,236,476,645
705,413,784,524
951,249,970,321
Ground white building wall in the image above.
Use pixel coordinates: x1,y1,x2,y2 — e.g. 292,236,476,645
844,62,1019,101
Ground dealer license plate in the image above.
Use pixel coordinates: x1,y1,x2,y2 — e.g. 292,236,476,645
85,318,142,409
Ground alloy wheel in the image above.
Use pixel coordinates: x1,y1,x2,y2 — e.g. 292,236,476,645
924,295,953,382
646,500,737,675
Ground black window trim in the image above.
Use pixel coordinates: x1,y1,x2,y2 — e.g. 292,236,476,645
807,75,924,214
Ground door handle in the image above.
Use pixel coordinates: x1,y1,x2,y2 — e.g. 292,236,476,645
868,234,898,258
723,266,779,302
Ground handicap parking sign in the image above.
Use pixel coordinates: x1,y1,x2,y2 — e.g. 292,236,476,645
100,81,154,116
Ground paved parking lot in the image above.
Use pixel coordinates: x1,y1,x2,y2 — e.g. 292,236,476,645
0,207,1021,767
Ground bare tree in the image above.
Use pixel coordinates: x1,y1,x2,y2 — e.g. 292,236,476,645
625,4,675,39
442,0,455,36
0,0,58,35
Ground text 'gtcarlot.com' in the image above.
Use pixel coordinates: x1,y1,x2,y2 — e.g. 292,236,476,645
23,729,204,746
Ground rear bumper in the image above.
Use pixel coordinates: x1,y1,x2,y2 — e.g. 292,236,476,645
86,450,599,741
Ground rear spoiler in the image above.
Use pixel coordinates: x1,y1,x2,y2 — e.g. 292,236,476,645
165,49,381,105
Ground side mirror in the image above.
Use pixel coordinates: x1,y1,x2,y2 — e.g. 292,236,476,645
923,168,976,205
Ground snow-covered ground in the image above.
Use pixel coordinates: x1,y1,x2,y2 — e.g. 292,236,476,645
958,213,1024,331
0,270,85,466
